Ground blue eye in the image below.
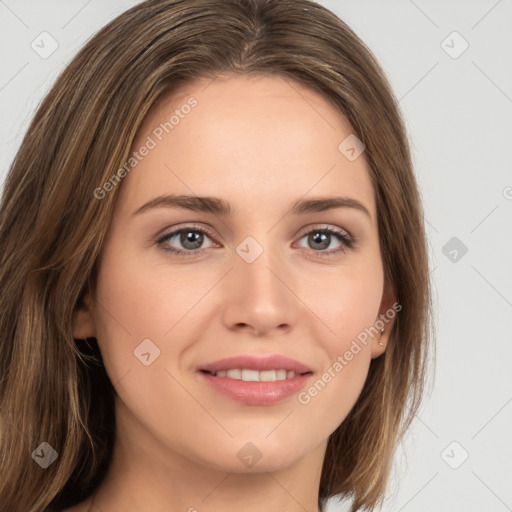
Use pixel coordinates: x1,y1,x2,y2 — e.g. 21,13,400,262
157,225,354,257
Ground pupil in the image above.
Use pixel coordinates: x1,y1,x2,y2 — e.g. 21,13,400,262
310,232,329,250
181,231,203,249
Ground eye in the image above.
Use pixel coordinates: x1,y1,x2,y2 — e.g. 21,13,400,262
157,225,216,256
295,226,354,255
157,224,354,258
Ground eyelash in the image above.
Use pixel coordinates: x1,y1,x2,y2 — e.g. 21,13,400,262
156,224,355,258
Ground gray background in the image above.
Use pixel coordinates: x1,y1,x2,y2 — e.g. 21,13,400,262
1,1,511,511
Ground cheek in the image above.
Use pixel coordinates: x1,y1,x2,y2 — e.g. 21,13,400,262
92,240,216,390
295,261,383,422
91,249,204,447
95,241,197,337
92,246,177,382
303,258,384,351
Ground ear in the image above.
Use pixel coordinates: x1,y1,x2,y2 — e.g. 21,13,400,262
370,279,398,359
72,292,97,340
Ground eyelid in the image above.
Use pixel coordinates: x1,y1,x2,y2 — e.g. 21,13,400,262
156,223,218,245
157,222,352,242
156,223,355,256
295,223,352,240
157,223,216,240
293,224,355,254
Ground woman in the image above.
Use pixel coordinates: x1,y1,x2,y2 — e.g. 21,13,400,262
0,0,433,510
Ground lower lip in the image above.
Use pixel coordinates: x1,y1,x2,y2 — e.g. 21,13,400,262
198,371,313,406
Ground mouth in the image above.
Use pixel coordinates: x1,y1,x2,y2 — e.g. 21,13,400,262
200,368,313,381
197,354,314,406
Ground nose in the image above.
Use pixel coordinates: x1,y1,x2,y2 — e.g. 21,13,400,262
220,241,297,337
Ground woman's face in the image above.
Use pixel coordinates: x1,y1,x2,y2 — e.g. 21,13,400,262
76,74,393,473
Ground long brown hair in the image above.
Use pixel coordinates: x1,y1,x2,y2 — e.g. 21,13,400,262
0,1,434,510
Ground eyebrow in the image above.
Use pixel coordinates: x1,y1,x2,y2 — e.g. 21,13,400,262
132,194,371,219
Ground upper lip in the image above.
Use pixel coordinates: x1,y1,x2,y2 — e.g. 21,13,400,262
199,354,313,374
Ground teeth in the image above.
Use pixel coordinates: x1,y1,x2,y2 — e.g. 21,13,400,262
209,369,300,381
259,370,276,382
242,369,260,381
276,369,287,380
226,369,241,379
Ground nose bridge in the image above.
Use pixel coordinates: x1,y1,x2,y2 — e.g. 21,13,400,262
235,233,288,301
221,232,297,333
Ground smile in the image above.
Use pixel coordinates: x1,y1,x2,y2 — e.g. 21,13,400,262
202,368,310,381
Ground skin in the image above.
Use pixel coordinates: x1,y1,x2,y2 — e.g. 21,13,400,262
70,74,395,512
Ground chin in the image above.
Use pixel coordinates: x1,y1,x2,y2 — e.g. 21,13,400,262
196,438,311,474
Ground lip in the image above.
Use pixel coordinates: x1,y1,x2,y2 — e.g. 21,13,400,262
199,354,313,374
197,354,314,406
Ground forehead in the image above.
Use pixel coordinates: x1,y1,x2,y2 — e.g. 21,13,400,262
119,74,376,221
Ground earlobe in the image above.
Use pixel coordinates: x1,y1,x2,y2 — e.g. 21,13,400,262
378,327,385,346
370,325,389,359
370,282,397,358
72,293,96,339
